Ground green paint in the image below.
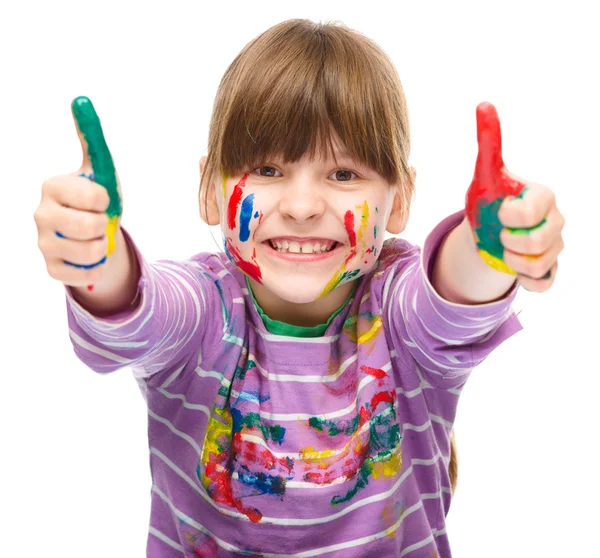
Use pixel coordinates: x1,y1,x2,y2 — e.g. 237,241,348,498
71,96,122,218
373,225,378,239
506,217,547,235
309,414,360,437
234,411,286,444
475,198,505,260
237,359,256,381
330,413,401,506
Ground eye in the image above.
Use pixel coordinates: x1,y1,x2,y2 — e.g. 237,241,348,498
253,165,281,177
330,169,358,182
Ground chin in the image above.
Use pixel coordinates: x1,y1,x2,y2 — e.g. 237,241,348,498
261,280,326,305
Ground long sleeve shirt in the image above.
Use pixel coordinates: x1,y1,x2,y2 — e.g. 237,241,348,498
65,210,522,557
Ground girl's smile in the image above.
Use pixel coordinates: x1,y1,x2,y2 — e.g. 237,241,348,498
261,236,344,263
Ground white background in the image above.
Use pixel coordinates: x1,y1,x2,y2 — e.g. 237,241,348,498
1,0,598,556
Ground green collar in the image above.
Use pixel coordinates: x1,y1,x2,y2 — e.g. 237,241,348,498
245,276,355,337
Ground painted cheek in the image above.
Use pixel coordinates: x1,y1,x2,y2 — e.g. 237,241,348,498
227,174,249,231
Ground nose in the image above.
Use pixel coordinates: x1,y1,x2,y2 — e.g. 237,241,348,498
278,177,326,222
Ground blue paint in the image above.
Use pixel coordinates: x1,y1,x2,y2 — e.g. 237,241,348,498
373,225,378,239
214,279,230,326
239,194,255,242
58,169,105,269
235,389,270,405
237,466,288,495
222,232,235,264
254,211,259,219
63,256,107,269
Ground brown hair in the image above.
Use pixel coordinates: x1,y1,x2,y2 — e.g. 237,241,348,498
199,18,457,495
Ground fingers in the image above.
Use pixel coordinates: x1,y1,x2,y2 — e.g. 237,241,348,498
71,96,122,218
503,233,564,281
40,231,108,267
41,174,110,214
515,260,559,293
500,205,565,255
497,182,557,229
475,102,504,183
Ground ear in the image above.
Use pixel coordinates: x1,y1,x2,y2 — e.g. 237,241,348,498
385,167,417,234
386,166,416,235
199,155,221,226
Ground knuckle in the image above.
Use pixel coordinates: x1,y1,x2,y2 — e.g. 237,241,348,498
37,237,50,255
84,266,103,283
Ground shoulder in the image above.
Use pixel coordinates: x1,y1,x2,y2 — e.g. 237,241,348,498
375,237,421,275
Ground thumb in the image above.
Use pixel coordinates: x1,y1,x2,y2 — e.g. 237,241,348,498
71,96,123,256
475,102,504,185
71,96,122,220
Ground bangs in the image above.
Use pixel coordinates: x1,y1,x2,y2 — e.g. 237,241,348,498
204,20,411,187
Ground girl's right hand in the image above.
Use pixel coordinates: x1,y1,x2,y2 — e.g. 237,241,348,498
34,97,123,288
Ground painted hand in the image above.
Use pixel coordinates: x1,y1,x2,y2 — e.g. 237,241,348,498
465,102,564,292
70,96,123,260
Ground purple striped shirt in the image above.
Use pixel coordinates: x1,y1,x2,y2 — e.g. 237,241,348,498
65,210,522,557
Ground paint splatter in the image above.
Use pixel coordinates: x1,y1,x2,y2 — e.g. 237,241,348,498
344,210,356,247
227,174,248,230
226,238,262,283
239,193,255,242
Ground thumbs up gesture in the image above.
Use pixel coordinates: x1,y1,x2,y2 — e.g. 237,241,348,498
34,96,124,289
465,102,565,292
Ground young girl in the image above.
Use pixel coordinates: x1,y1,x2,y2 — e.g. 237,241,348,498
34,19,564,558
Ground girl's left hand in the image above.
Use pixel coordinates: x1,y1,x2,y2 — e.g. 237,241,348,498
498,180,565,292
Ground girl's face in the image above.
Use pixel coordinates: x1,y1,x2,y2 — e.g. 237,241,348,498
218,147,401,305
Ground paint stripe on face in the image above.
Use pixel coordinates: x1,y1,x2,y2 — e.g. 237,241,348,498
227,174,249,230
344,210,356,247
239,193,255,242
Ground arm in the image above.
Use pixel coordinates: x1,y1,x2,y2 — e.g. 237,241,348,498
431,217,515,305
69,227,141,316
433,102,563,306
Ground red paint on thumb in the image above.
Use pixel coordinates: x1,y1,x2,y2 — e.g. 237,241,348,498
475,102,504,184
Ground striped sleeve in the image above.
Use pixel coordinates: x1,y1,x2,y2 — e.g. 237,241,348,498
64,226,220,380
382,210,523,389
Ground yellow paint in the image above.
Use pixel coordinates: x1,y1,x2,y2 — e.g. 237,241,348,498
221,174,228,200
356,200,369,246
319,266,345,299
105,215,120,256
300,445,343,464
478,249,517,276
357,316,383,344
371,451,402,480
200,405,232,487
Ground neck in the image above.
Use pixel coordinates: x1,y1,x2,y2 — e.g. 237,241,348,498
247,279,355,327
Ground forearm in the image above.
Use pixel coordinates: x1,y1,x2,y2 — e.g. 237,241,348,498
432,217,516,304
70,227,141,316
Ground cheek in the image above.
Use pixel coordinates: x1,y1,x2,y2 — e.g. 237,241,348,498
222,174,265,244
351,201,385,265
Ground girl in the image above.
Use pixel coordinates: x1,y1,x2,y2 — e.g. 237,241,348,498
34,18,564,558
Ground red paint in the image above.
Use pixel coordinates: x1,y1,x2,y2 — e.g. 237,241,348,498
226,238,262,283
360,366,388,384
370,390,395,412
465,102,526,227
203,457,263,523
87,284,94,291
227,174,249,230
344,210,356,247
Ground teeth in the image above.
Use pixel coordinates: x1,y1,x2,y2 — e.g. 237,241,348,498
270,240,336,253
